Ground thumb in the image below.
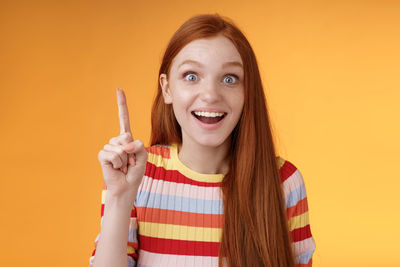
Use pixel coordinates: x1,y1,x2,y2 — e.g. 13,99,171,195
122,140,148,183
122,140,148,167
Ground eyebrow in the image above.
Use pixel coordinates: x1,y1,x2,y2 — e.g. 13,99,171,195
177,59,243,69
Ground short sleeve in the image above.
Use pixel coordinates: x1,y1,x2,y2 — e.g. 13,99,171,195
89,181,139,267
278,158,316,267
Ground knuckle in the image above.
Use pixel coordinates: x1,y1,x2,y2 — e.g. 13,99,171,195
136,140,144,147
115,146,124,155
109,137,118,145
109,152,119,161
98,150,109,163
97,150,103,160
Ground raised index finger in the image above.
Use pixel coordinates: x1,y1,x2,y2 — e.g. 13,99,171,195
116,87,132,135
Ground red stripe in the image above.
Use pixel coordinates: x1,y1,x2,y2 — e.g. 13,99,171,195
279,160,298,183
145,161,222,187
290,224,312,242
131,206,136,217
127,252,138,260
139,235,220,257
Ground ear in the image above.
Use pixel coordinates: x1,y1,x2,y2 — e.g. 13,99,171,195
159,73,172,104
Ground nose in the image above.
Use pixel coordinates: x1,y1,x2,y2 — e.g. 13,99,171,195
199,79,221,103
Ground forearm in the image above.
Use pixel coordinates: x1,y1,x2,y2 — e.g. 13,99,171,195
92,193,136,267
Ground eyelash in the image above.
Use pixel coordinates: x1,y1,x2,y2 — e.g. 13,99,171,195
182,71,240,84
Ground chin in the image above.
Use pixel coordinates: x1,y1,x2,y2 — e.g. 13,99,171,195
194,135,231,148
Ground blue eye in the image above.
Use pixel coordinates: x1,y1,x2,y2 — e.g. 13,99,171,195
223,75,238,84
184,72,198,82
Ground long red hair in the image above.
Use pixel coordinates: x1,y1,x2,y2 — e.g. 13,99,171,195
150,14,295,267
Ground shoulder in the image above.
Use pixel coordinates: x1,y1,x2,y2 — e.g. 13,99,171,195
277,156,308,209
278,157,316,264
277,156,305,185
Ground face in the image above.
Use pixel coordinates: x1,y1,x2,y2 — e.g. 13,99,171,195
159,35,245,149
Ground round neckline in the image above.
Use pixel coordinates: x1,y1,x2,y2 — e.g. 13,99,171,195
170,143,225,183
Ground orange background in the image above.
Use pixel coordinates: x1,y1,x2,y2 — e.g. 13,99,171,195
1,0,399,266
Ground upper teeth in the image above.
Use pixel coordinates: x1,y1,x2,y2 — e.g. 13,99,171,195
194,111,225,117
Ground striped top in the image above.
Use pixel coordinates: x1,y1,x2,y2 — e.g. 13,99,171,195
90,143,316,267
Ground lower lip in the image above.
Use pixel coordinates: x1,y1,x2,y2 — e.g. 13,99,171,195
192,113,226,130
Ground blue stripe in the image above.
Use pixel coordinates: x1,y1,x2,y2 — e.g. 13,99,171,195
128,257,136,267
296,249,314,264
286,184,306,208
135,190,223,215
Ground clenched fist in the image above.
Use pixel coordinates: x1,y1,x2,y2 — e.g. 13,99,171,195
97,88,147,200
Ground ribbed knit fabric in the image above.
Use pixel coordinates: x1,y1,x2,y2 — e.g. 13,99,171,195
90,143,316,267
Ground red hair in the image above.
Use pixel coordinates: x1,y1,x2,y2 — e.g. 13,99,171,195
150,14,295,267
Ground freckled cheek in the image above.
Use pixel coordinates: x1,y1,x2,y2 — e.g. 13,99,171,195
226,93,244,113
173,96,193,117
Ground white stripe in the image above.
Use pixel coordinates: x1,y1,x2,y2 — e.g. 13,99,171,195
282,169,305,199
138,176,223,201
292,236,316,256
138,249,219,267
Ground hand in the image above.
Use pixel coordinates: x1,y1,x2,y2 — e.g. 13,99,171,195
97,88,148,199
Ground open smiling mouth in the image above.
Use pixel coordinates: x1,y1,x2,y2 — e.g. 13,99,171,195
191,111,227,124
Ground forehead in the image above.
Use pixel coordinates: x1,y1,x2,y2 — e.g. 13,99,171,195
171,35,243,68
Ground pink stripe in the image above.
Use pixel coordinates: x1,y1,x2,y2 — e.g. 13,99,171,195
138,249,219,267
282,169,304,199
291,236,316,255
139,176,222,201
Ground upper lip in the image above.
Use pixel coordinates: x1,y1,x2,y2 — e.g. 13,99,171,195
192,108,227,114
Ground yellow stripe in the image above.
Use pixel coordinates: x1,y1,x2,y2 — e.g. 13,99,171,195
147,151,175,171
288,211,310,231
147,146,285,182
127,245,135,254
276,156,286,169
146,143,224,183
138,221,222,242
101,189,106,204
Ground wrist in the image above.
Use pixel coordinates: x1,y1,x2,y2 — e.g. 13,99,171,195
105,189,137,210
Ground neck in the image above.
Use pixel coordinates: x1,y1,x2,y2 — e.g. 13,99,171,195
177,138,231,175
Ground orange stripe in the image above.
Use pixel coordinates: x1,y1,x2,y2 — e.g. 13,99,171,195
146,145,170,158
296,257,312,267
287,197,309,219
136,206,223,228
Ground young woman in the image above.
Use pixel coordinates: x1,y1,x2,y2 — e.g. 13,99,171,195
91,14,316,267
